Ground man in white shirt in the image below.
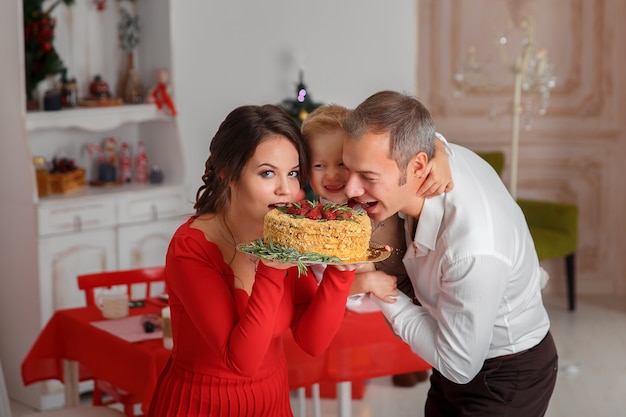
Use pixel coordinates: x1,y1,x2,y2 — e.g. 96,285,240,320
342,90,558,417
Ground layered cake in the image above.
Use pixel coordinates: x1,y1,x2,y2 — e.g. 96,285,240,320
263,200,372,262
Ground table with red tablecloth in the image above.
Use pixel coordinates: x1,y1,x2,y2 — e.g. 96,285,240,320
286,309,431,386
22,304,430,415
21,302,170,414
284,308,431,412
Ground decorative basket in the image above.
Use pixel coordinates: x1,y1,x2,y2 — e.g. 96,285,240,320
48,168,86,194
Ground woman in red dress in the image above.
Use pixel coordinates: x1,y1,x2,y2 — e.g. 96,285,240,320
147,105,356,417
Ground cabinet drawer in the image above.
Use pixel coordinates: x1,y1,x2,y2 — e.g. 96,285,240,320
118,188,188,224
38,201,116,236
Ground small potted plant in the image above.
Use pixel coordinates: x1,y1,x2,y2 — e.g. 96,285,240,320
23,0,75,109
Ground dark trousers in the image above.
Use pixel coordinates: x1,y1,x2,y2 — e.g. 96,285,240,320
425,331,558,417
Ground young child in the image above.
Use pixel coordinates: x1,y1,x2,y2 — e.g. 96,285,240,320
301,103,453,386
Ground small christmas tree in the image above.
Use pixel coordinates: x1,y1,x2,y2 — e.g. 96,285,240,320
279,71,323,200
280,71,323,126
23,0,75,102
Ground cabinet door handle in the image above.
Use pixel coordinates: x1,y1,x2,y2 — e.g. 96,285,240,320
73,215,82,232
151,204,158,221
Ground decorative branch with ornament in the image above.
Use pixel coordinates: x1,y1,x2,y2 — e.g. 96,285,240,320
118,1,145,104
23,0,75,102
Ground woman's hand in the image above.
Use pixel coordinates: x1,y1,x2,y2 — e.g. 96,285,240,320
261,259,357,273
418,138,453,197
327,263,357,272
259,259,297,270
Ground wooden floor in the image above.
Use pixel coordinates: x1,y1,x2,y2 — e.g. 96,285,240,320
290,292,626,417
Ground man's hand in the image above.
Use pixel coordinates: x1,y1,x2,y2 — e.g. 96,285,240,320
353,270,398,303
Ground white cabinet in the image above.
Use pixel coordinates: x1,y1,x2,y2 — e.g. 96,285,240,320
38,199,117,236
116,187,188,270
0,0,190,411
36,188,188,327
117,217,180,301
117,187,188,225
38,228,117,324
117,217,182,270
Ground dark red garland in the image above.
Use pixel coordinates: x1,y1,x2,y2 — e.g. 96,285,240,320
24,14,55,54
94,0,107,11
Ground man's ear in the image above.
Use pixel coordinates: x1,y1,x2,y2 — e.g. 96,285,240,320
409,152,429,178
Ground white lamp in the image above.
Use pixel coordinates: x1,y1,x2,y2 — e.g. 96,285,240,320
454,15,556,199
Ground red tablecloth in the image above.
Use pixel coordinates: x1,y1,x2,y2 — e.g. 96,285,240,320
22,305,430,413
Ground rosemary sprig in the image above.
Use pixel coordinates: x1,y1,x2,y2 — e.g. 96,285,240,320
238,238,342,276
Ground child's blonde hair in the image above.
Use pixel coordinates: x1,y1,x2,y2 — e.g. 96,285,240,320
301,104,350,145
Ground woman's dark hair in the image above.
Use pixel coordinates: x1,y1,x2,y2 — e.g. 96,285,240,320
194,104,309,215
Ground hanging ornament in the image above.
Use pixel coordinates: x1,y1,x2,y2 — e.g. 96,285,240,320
93,0,106,11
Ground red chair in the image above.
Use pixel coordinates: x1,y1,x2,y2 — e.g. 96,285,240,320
77,267,166,417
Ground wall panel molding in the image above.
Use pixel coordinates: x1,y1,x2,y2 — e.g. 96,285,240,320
428,0,607,119
418,0,626,296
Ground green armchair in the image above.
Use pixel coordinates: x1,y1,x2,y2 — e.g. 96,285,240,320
477,151,579,311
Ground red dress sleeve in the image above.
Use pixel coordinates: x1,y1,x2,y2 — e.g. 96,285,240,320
166,224,289,376
290,266,355,356
165,220,356,377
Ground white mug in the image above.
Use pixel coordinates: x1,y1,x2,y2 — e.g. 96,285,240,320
97,289,129,319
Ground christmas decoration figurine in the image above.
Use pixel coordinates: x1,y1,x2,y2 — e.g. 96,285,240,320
147,68,177,116
86,137,118,183
89,75,111,98
119,142,132,183
134,141,148,183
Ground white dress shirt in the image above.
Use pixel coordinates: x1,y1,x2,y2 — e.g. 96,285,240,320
372,142,550,384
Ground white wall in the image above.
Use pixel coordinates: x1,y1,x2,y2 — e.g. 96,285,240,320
170,1,417,197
